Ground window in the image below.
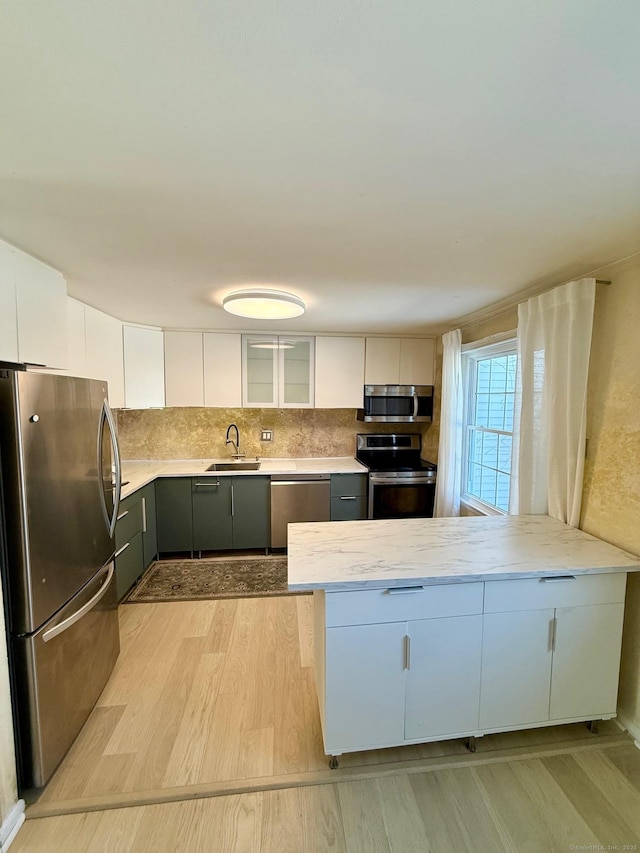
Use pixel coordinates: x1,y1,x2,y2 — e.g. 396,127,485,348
462,338,517,513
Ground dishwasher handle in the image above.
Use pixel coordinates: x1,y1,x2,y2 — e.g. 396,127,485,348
270,473,330,482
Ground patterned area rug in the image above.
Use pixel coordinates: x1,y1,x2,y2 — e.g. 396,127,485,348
124,555,296,603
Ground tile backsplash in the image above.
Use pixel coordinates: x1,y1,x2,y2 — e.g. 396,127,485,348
115,407,439,462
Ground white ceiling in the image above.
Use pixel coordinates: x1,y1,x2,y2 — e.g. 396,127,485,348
1,1,639,335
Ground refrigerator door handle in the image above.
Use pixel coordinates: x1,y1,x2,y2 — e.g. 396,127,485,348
42,563,115,644
97,398,122,538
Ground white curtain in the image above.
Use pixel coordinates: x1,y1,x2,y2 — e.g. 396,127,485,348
434,329,463,517
509,278,596,526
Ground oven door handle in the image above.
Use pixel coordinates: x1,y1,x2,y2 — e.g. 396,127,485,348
370,475,436,485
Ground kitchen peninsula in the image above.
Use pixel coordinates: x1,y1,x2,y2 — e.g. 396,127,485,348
287,515,640,765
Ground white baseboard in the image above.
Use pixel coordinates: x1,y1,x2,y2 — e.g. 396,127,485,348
0,800,25,853
617,710,640,749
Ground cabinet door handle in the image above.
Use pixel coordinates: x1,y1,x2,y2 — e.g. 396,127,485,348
194,482,220,488
540,576,576,583
115,542,130,559
141,497,147,533
340,496,357,501
231,485,235,517
549,616,557,652
387,586,426,595
116,510,129,521
404,635,411,670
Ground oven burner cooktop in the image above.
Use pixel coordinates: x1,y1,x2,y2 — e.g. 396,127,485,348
355,433,437,477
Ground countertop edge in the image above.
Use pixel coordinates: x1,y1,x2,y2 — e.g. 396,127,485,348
288,563,640,591
120,457,368,500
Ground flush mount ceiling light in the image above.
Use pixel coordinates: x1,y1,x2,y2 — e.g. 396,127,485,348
222,289,305,320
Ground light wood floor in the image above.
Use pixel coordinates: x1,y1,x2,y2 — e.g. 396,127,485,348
14,595,640,851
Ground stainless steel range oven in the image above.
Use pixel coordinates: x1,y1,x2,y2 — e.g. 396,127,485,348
356,434,437,520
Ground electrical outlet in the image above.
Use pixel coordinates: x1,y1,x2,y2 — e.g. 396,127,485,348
261,429,273,442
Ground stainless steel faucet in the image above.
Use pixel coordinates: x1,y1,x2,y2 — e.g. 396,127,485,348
225,423,245,458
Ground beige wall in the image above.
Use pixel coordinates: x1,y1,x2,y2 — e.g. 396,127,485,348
580,255,640,735
116,407,440,463
460,257,640,736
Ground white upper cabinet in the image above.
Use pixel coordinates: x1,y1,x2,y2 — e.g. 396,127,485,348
0,241,19,362
14,246,68,368
164,331,204,407
399,338,435,385
365,337,435,386
85,305,124,408
242,335,314,408
123,325,165,408
364,338,401,385
63,298,125,407
315,336,365,408
204,333,242,407
0,240,68,368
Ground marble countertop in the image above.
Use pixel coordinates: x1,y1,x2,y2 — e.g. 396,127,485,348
287,514,640,591
120,457,367,499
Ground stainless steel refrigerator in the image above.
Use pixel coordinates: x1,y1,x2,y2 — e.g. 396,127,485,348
0,368,121,789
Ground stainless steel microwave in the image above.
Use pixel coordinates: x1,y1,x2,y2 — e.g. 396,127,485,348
357,385,434,423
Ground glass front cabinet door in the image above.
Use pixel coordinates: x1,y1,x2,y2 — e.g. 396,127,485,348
242,335,315,407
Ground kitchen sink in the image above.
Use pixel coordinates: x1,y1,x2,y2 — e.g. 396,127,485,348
205,461,261,471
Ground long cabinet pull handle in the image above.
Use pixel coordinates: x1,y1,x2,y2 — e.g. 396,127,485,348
340,496,357,501
116,510,129,521
141,497,147,533
115,542,130,559
387,586,426,595
231,485,235,517
549,616,558,652
194,482,220,488
404,635,411,670
540,576,576,583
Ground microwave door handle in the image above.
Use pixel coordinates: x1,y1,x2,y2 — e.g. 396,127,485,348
413,392,419,419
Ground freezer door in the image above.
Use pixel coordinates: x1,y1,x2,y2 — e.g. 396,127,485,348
11,562,120,789
3,372,115,634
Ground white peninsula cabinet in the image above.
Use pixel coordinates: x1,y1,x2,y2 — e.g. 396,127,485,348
288,515,640,764
319,583,484,753
480,574,626,729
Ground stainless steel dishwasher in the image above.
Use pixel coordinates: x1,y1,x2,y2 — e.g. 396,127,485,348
270,473,331,548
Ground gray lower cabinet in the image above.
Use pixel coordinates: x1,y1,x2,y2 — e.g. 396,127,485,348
156,475,271,554
156,477,194,554
192,478,233,551
330,474,367,521
140,481,158,568
192,475,270,551
231,476,270,548
114,483,159,600
115,492,144,600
